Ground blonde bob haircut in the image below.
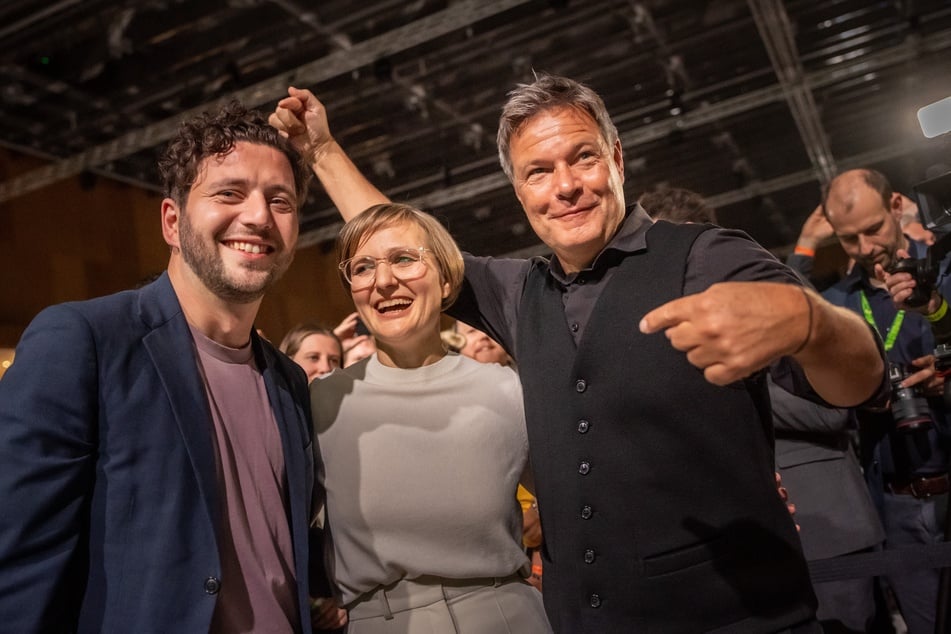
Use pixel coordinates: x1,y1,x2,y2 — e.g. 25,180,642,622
336,203,465,310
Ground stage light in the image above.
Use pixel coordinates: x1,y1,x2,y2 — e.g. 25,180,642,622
918,96,951,138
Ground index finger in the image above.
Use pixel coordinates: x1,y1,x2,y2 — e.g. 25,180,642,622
640,296,691,334
874,263,887,283
901,366,933,389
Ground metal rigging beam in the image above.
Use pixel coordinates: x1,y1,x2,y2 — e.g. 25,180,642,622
0,0,533,203
748,0,837,184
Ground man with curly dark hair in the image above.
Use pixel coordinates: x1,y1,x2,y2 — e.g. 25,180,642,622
0,101,337,633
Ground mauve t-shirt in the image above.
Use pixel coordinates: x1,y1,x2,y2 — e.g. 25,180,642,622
191,326,299,634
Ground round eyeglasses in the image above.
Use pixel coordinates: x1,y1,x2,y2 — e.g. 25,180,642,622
338,246,432,290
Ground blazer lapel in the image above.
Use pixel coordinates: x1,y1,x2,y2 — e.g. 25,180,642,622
258,341,311,525
140,275,220,536
256,339,313,590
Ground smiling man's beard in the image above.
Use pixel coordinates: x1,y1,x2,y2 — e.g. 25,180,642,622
178,210,294,303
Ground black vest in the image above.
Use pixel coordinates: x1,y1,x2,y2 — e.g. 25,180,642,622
516,221,815,633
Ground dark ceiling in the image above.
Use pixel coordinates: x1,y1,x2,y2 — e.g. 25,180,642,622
1,0,950,258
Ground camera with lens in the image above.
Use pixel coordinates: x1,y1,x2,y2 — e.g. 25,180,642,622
886,172,951,307
888,363,933,433
888,256,941,307
916,170,951,232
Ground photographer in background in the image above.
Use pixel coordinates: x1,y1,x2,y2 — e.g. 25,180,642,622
819,168,950,633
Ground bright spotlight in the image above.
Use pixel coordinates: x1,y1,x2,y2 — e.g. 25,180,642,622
918,96,951,138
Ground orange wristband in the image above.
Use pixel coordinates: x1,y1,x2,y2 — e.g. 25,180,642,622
794,245,816,257
531,564,543,576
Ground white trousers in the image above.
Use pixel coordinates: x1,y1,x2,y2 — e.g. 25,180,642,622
346,575,552,634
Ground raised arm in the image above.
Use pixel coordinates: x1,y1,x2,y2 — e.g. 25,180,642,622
270,87,389,220
640,281,885,408
785,204,836,286
794,204,835,255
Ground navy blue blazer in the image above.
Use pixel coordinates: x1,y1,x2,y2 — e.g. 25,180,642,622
0,273,318,633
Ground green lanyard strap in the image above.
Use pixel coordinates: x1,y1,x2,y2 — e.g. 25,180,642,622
860,290,904,351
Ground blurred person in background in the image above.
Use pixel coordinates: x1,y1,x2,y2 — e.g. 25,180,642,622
820,168,950,633
457,321,513,367
280,323,343,381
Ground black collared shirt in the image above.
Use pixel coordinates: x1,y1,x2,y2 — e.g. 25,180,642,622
456,205,796,347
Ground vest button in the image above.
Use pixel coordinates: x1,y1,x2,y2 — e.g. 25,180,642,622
589,593,601,608
578,461,590,475
584,549,596,564
575,379,587,393
581,505,593,519
204,576,221,595
570,322,580,333
577,420,590,433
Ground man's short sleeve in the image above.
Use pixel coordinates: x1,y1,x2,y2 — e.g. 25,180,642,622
448,253,533,356
683,228,802,295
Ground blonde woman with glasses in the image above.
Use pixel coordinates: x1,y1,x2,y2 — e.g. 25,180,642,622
310,203,551,634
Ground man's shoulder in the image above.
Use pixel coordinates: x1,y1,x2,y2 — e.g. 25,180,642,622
35,274,174,327
28,287,144,335
463,251,541,273
688,224,759,248
678,225,799,290
679,225,773,266
18,277,186,367
650,219,716,236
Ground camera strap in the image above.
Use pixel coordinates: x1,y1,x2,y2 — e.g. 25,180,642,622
860,290,905,351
